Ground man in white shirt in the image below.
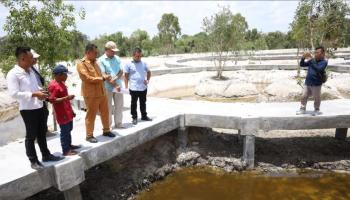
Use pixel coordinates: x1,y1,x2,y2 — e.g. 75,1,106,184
6,47,63,170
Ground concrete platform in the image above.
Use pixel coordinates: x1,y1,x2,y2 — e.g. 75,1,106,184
1,98,350,199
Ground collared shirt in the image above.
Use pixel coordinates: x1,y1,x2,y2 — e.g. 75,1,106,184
6,65,43,110
76,56,106,97
300,58,328,86
32,65,43,87
48,80,74,125
124,60,150,91
98,54,123,92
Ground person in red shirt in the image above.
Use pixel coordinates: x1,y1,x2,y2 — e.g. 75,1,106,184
48,65,80,156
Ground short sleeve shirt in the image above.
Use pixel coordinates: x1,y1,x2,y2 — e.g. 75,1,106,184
98,54,123,92
124,60,149,91
48,80,74,125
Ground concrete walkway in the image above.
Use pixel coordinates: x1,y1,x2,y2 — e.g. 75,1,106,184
1,97,350,200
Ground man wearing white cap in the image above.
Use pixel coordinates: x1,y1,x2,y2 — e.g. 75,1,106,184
98,41,124,129
30,49,51,137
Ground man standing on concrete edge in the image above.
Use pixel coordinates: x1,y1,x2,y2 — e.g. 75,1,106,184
296,46,328,116
77,44,115,143
6,47,63,170
98,41,125,129
30,49,50,135
124,47,152,125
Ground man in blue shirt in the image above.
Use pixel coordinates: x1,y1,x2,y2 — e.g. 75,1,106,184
297,46,328,115
124,47,152,125
98,41,124,129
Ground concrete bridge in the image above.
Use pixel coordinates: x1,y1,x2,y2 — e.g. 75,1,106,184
1,97,350,200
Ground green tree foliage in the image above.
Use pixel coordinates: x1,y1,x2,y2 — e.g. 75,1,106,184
244,28,268,50
203,6,247,79
264,31,293,49
1,0,85,79
129,29,153,56
341,18,350,47
291,0,350,50
157,13,181,55
68,30,89,60
191,32,210,53
91,32,130,57
230,13,248,52
175,34,195,53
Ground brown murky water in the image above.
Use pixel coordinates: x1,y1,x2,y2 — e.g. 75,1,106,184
136,167,350,200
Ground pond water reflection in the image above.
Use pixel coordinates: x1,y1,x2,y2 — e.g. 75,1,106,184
136,167,350,200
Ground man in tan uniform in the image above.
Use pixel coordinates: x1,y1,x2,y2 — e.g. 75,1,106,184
77,44,116,143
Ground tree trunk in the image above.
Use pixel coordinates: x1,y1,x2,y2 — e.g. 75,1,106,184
296,47,300,77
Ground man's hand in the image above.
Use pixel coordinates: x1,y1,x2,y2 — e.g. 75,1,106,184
303,52,312,59
144,80,149,85
109,79,115,85
103,74,111,81
67,95,75,100
114,85,121,92
32,91,49,101
117,70,123,79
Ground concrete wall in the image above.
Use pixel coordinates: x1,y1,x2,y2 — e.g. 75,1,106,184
0,116,25,146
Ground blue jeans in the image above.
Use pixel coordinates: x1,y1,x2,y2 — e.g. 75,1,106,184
59,121,73,154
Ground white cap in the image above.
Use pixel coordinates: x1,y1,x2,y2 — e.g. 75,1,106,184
31,49,40,58
105,41,119,52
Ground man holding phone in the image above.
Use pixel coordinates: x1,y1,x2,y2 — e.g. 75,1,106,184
296,46,328,116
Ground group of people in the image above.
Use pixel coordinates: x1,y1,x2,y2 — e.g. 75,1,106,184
6,42,327,170
76,42,152,143
6,41,152,169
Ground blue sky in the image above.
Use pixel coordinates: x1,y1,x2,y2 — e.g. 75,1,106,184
0,1,301,40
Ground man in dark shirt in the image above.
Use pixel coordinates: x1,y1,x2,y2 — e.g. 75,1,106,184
296,46,328,115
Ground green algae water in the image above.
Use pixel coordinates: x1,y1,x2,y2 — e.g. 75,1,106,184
136,167,350,200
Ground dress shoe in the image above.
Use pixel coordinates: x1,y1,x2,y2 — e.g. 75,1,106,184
141,116,152,121
103,131,116,137
132,118,138,125
42,154,64,162
63,150,78,156
30,160,44,170
86,137,98,143
70,144,81,149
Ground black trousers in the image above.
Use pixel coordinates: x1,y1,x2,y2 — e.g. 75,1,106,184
20,107,51,162
129,89,147,119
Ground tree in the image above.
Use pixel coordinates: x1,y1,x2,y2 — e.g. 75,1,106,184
264,31,290,49
203,6,247,79
192,32,209,52
157,13,181,55
1,0,85,79
129,29,152,56
291,0,350,50
91,31,130,57
230,13,248,64
175,34,195,53
341,18,350,47
68,30,89,60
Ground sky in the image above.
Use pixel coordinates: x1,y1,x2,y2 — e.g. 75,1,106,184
0,1,302,40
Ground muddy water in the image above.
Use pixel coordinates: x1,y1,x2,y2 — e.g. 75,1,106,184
136,167,350,200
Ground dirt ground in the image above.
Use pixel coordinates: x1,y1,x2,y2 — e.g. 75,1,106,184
26,127,350,200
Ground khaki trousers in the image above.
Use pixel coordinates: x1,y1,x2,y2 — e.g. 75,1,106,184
84,96,110,138
107,91,124,127
301,85,322,110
